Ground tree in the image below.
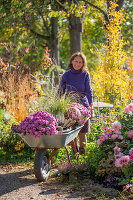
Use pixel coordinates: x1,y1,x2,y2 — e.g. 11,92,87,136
90,2,132,106
0,0,60,65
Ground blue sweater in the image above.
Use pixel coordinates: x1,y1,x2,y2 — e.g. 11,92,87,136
59,68,93,107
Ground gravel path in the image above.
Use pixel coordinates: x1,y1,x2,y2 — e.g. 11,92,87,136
0,164,121,200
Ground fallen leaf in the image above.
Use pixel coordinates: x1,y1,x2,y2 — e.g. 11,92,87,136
38,182,44,186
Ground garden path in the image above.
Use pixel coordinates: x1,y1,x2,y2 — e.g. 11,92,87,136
0,163,121,200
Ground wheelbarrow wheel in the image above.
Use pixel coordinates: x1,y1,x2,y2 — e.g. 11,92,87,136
34,149,51,182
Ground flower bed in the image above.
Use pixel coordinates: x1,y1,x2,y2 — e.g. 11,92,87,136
96,103,133,191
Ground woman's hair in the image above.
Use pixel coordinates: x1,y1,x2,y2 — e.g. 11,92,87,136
68,52,88,72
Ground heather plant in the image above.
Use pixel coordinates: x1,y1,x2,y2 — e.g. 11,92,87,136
58,162,88,176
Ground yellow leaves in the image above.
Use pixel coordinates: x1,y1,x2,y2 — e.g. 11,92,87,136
0,13,6,18
26,2,32,9
15,140,24,152
90,2,131,107
39,182,44,186
18,152,23,156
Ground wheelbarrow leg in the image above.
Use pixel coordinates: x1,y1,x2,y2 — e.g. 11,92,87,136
46,148,59,165
68,138,79,162
65,146,72,165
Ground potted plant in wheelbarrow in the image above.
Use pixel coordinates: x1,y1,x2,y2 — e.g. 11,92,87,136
11,104,91,182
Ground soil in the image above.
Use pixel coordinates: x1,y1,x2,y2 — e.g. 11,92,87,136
0,162,124,200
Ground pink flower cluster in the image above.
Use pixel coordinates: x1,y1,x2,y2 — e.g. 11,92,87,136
114,147,133,168
127,130,133,139
18,110,58,138
68,103,91,125
123,184,133,194
129,148,133,160
97,121,123,145
125,103,133,114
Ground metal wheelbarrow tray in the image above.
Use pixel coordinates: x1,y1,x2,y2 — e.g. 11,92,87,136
18,126,83,149
14,124,86,182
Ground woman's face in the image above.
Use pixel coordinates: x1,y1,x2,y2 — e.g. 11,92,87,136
72,56,83,70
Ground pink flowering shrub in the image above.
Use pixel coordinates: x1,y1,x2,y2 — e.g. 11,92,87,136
97,103,133,147
68,103,91,125
114,147,133,168
127,130,133,139
18,110,58,138
96,103,133,189
125,103,133,114
97,126,123,145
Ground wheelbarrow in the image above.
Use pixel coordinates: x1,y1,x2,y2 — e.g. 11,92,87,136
14,125,84,182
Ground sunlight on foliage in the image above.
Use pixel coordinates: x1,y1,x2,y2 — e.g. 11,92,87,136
0,71,38,122
90,2,132,107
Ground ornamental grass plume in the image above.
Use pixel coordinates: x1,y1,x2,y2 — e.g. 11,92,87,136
0,70,38,122
18,110,58,138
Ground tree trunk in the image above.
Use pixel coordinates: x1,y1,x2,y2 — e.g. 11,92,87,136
49,17,60,65
69,15,83,55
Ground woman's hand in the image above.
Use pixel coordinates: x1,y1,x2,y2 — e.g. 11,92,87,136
89,104,95,119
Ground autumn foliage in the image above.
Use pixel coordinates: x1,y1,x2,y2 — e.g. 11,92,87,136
90,2,132,106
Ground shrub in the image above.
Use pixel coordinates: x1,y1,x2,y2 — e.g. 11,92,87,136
96,103,133,189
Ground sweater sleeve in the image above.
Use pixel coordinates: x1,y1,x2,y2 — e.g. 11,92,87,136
85,72,93,105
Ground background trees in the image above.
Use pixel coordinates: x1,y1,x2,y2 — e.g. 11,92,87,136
0,0,132,67
0,0,132,104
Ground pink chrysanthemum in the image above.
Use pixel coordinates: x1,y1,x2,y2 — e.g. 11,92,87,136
111,134,119,140
119,156,130,168
115,158,122,168
125,106,132,114
111,121,121,130
115,130,122,135
114,146,121,153
118,135,123,140
97,139,103,145
128,103,133,112
98,134,107,142
68,103,91,125
127,130,133,139
115,156,130,168
18,110,58,137
129,148,133,160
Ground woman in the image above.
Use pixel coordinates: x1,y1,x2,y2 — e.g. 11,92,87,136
58,52,93,154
